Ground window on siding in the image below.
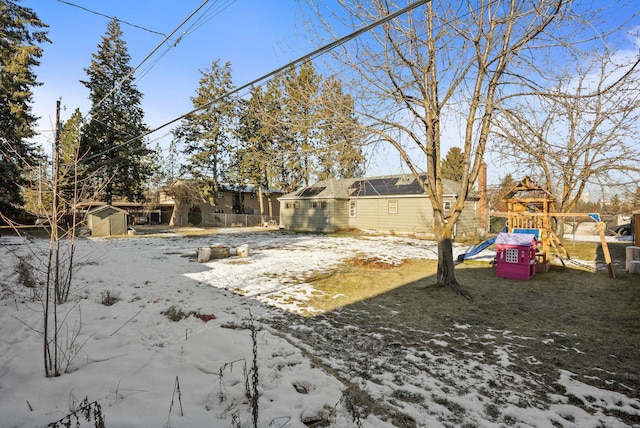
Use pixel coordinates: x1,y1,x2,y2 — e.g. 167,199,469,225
311,201,327,209
349,201,356,217
285,202,300,210
388,200,398,214
443,200,452,213
215,191,224,199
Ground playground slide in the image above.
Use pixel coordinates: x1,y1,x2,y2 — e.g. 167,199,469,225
457,237,496,261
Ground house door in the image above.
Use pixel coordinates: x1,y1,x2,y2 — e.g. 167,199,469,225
233,192,244,214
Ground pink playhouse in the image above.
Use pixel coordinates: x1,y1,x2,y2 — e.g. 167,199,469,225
495,232,538,281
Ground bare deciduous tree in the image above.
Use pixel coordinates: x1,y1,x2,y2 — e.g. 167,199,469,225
306,0,565,296
492,53,640,215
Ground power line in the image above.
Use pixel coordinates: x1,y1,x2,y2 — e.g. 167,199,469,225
134,0,239,82
84,0,431,163
55,0,167,37
85,0,213,121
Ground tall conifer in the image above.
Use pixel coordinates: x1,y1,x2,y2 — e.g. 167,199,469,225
0,0,49,215
80,18,151,204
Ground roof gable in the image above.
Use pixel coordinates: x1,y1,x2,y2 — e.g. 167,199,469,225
88,205,128,216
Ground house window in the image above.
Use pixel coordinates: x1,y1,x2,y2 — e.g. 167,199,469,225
443,200,452,213
311,201,327,209
285,202,300,210
349,201,357,217
215,191,225,199
388,200,398,214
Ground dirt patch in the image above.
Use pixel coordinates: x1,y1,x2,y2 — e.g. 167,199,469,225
345,255,405,270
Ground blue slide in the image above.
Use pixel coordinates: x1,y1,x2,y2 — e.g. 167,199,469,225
457,237,496,261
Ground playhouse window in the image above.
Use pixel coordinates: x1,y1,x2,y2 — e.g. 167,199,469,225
505,248,519,263
311,201,327,209
388,200,398,214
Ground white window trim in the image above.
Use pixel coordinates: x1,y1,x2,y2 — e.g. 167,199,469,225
388,200,398,214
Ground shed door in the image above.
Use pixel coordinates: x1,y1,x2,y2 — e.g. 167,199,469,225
91,216,110,237
110,214,126,235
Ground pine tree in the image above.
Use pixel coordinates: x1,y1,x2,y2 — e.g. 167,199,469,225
316,76,365,180
57,108,84,206
234,87,270,186
0,0,49,215
441,147,465,182
261,73,293,192
173,59,236,197
283,62,320,188
80,18,151,204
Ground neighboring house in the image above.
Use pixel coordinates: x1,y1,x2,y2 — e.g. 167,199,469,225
278,174,480,238
156,180,283,227
76,181,283,227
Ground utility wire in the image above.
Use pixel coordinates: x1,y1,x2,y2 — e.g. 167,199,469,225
85,0,212,121
55,0,167,36
84,0,431,162
134,0,239,83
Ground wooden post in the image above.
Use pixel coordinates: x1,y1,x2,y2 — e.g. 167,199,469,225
597,221,615,278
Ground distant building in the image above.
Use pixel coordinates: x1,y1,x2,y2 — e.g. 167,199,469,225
278,174,480,238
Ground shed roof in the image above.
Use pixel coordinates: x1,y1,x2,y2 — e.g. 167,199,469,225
88,205,128,216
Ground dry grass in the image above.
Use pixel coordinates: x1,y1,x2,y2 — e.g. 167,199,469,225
270,240,640,425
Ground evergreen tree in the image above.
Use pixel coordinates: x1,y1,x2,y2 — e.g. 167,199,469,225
145,142,166,193
80,18,151,204
59,108,83,168
262,73,294,192
173,59,236,198
0,0,49,215
316,76,365,180
58,108,84,205
234,87,270,188
283,62,320,188
441,147,465,182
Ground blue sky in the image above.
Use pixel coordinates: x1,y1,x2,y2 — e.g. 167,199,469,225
23,0,423,180
24,1,317,161
21,0,640,190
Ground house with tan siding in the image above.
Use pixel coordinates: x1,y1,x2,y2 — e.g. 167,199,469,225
278,174,479,238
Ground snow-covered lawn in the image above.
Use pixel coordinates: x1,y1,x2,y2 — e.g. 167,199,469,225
0,229,637,427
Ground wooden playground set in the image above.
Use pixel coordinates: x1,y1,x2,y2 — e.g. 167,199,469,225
504,177,615,277
459,177,616,278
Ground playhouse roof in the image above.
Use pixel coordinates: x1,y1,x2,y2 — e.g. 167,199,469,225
495,232,537,246
504,176,555,201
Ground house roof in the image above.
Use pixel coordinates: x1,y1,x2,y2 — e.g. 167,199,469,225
279,174,471,200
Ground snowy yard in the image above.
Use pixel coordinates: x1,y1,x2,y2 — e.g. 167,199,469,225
0,228,638,427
